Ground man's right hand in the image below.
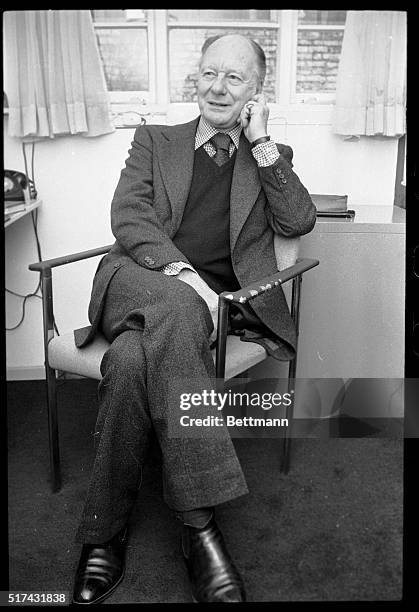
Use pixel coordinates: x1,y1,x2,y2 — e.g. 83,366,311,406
176,269,219,344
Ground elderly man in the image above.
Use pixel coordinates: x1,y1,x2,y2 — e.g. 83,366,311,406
72,33,316,604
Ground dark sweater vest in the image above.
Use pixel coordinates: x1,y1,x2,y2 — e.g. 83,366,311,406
173,146,241,294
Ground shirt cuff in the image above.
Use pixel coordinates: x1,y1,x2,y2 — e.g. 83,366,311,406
160,261,196,275
251,139,280,167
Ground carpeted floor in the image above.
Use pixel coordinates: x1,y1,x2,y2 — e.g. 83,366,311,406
7,379,403,603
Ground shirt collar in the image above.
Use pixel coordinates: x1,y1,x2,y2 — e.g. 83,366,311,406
195,116,242,151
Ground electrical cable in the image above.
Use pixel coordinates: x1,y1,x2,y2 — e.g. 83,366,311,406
6,141,60,335
5,293,43,331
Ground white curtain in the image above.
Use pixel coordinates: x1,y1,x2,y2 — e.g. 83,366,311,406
4,10,114,138
332,11,406,137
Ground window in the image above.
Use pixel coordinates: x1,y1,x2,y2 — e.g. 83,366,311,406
167,10,280,103
296,10,346,101
91,10,150,102
91,9,347,109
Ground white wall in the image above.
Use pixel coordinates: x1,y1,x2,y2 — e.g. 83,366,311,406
4,106,399,378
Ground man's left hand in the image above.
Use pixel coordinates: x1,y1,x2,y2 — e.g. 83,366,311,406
239,93,269,144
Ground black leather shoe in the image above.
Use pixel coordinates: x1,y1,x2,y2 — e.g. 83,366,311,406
182,516,246,602
72,527,127,605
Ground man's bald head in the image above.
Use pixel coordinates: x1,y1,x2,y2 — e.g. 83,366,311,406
197,33,266,130
200,34,266,89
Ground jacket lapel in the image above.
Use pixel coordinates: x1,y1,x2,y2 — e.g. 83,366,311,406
157,117,261,248
230,132,261,252
158,117,200,232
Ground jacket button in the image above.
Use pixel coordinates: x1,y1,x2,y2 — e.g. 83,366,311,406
144,256,155,265
281,178,287,184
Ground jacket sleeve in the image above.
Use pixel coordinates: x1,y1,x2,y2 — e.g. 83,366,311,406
259,143,317,237
110,126,191,269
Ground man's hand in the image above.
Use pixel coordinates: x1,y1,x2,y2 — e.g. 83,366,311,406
176,269,219,344
239,93,270,144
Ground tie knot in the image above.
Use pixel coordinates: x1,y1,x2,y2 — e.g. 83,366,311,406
210,132,231,152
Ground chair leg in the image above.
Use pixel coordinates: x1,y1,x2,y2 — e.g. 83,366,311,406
45,362,61,492
280,362,296,474
280,274,302,474
39,268,61,492
280,437,291,474
216,294,230,387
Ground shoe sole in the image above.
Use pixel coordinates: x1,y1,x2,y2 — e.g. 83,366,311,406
72,569,125,605
191,594,245,603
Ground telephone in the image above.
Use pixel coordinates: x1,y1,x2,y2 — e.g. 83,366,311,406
4,170,37,204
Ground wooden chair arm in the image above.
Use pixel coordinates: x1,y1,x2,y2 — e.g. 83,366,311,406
28,245,113,366
28,244,113,272
219,258,319,305
215,258,319,380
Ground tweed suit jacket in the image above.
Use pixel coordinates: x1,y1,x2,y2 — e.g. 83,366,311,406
74,116,316,356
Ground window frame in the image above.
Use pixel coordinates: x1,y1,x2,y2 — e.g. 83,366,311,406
92,11,153,104
91,9,346,112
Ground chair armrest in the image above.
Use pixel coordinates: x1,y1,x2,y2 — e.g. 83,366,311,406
220,258,319,305
28,244,113,272
215,258,318,379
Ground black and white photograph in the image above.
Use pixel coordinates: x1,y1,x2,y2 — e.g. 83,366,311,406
4,9,408,605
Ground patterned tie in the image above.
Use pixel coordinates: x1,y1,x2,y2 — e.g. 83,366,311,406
210,132,232,166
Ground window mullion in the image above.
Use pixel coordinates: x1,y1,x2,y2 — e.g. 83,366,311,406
277,10,298,106
152,9,169,106
146,10,157,104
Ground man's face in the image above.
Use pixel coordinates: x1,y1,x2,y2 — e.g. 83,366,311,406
197,36,261,130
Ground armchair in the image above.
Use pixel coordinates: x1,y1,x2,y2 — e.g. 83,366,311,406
29,237,318,492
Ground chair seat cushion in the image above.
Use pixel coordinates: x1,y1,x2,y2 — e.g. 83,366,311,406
48,332,267,381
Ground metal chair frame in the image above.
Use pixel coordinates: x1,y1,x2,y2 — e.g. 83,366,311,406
29,248,319,492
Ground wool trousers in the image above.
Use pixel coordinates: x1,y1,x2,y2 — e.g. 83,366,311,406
75,260,248,544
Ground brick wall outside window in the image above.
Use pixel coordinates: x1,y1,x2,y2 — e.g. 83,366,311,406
297,29,344,92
